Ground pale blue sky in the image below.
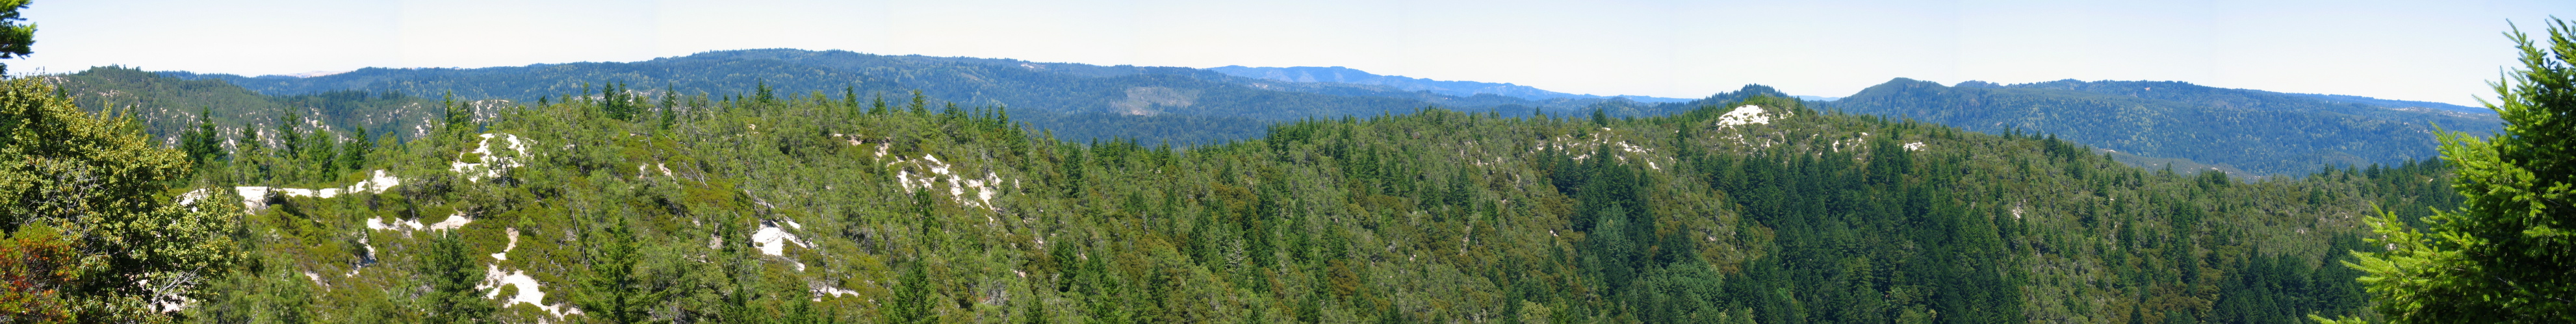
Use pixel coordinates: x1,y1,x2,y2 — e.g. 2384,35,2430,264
19,0,2571,106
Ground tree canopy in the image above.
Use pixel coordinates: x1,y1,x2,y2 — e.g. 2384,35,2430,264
2339,18,2576,323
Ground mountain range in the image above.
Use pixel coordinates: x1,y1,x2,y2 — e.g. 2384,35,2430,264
1835,79,2499,175
58,48,2502,176
106,87,2422,323
16,47,2492,323
1204,65,1692,103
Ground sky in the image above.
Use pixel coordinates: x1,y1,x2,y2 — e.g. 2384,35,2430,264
18,1,2572,106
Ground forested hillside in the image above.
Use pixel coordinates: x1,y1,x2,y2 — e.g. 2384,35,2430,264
151,80,2458,323
130,49,1683,145
47,66,446,145
92,50,2495,177
1976,79,2493,119
1829,78,2502,176
1205,66,1690,103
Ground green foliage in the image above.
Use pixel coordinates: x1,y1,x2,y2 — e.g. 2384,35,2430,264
0,76,246,323
2345,18,2576,323
179,107,224,166
887,261,933,324
574,209,660,324
147,49,1705,145
0,0,29,75
0,224,76,323
53,66,439,149
420,231,495,323
188,254,318,324
1831,78,2503,175
125,76,2460,323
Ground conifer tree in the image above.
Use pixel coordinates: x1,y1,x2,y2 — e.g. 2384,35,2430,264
0,77,246,321
179,106,224,165
0,0,31,75
907,90,928,115
870,94,888,115
235,121,261,160
420,231,493,323
888,260,933,324
443,92,470,134
341,124,370,170
754,81,777,108
576,210,660,324
2338,18,2576,323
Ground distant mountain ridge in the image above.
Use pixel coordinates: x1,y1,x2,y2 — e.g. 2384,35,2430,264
1829,78,2503,175
1963,79,2493,118
90,49,2500,175
137,49,1680,145
1205,65,1691,103
2282,92,2488,114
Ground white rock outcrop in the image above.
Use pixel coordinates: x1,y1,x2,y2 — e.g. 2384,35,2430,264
451,133,531,182
179,169,403,214
1714,105,1772,127
751,219,810,256
481,265,570,317
889,153,1012,212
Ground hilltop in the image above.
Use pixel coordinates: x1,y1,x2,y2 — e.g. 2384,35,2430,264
60,50,2502,176
1205,65,1692,103
129,84,2446,322
1829,78,2501,175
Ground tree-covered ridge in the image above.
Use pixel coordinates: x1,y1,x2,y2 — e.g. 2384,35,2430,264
1831,78,2503,176
89,50,2501,178
155,77,2457,323
136,49,1668,145
166,49,1662,114
1976,79,2493,119
1205,65,1692,103
47,66,447,147
127,49,1875,147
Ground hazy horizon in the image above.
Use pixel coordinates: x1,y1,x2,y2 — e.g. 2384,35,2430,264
19,0,2572,106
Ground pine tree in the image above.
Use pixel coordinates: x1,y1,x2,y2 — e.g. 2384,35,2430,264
235,121,261,161
0,0,31,75
888,260,934,324
420,231,493,324
576,210,660,324
907,91,929,115
754,81,777,108
179,106,225,166
2338,18,2576,323
870,94,888,115
443,92,472,136
341,124,371,171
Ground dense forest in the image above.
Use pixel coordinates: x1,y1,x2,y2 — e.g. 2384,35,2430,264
60,65,1288,146
1828,79,2499,176
142,49,1664,145
1203,66,1689,103
101,49,2504,177
35,73,2458,323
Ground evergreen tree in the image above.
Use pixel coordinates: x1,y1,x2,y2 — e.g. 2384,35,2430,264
0,0,29,75
754,81,777,108
420,231,493,324
0,77,246,322
341,124,371,171
888,260,934,324
179,106,225,165
576,209,660,324
870,94,888,115
2339,18,2576,323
